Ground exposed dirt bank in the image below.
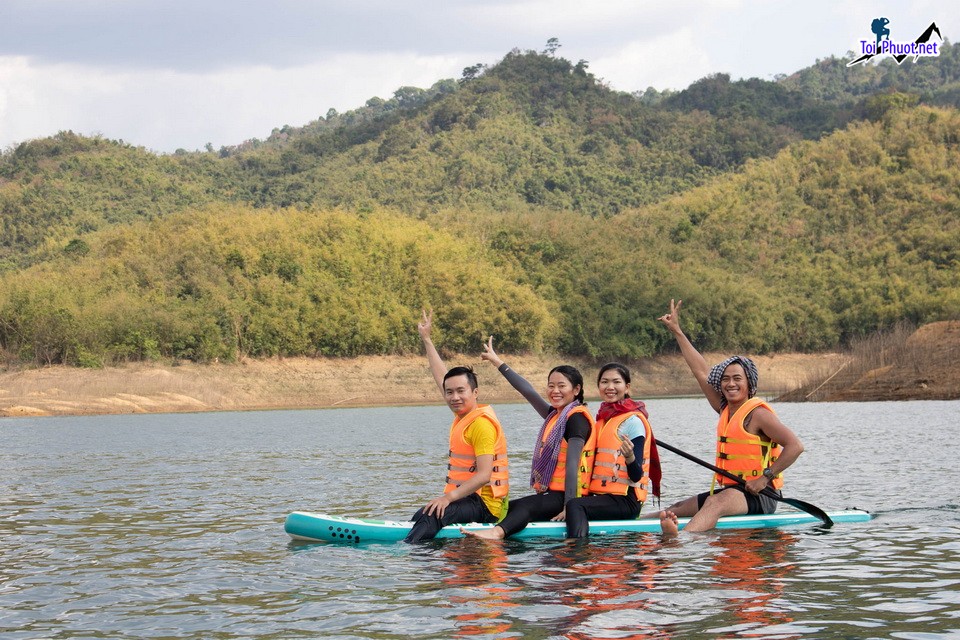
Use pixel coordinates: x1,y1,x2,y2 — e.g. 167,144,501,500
778,321,960,402
5,319,956,418
0,351,843,418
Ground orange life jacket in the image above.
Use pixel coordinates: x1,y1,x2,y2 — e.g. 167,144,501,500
714,397,784,490
533,405,596,495
588,411,653,501
445,404,509,498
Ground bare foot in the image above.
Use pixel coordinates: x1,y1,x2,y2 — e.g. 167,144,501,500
659,510,679,538
461,525,506,540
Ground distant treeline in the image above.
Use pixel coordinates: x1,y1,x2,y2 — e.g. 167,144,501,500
0,46,957,365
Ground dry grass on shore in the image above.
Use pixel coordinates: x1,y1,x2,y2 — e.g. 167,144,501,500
5,320,955,419
780,321,960,402
0,351,842,418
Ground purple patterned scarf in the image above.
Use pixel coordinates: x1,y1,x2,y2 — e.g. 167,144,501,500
530,401,580,490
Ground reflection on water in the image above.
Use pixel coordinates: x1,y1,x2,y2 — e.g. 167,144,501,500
538,535,674,639
705,530,798,638
1,400,959,638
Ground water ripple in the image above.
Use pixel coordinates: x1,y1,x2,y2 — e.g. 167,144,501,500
2,401,960,638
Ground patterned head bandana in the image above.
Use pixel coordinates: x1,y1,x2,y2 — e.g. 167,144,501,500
707,355,759,407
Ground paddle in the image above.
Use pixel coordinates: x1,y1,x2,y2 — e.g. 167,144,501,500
655,438,834,527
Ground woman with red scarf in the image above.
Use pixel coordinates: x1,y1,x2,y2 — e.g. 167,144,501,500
564,363,662,538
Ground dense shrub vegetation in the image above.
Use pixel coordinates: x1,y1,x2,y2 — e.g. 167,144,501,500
1,45,957,365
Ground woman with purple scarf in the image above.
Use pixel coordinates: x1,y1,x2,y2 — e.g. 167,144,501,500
463,337,596,540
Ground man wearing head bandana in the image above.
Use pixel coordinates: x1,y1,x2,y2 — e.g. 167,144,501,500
654,299,805,534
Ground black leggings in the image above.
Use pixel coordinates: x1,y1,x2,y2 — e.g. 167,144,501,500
497,490,565,537
565,493,642,538
404,493,497,543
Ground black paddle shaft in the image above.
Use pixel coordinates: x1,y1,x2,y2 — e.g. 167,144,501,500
655,438,834,527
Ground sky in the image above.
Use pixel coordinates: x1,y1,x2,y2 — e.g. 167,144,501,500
0,0,953,154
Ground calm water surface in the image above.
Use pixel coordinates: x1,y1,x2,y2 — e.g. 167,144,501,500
2,399,959,639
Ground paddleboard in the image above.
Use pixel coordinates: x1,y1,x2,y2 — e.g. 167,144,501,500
285,509,872,544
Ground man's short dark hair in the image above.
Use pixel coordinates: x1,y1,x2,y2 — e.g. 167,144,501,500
443,366,478,390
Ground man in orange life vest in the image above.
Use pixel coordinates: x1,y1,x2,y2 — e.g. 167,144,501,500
404,310,510,543
656,299,805,534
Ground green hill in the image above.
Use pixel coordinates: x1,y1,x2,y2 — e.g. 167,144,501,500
0,46,957,366
0,207,558,364
0,134,232,267
224,51,838,217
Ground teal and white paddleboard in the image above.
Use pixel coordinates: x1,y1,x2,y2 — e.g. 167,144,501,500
284,509,872,544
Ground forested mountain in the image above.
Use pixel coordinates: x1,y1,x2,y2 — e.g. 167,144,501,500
0,45,957,365
779,43,960,105
223,52,825,216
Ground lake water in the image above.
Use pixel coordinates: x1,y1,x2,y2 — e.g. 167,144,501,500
2,398,959,639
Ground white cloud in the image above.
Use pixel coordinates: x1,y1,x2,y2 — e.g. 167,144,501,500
1,0,957,153
0,52,468,153
467,0,652,31
590,28,715,93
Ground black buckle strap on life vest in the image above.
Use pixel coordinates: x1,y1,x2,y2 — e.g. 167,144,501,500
718,435,773,448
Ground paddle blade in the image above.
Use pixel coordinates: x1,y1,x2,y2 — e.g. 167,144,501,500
775,494,834,527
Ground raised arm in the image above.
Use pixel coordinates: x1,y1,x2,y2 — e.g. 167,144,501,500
418,309,446,395
658,299,724,413
481,336,552,418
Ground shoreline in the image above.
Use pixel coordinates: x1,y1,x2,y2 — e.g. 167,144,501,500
0,352,846,418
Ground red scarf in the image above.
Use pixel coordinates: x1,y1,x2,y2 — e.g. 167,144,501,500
596,397,662,498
